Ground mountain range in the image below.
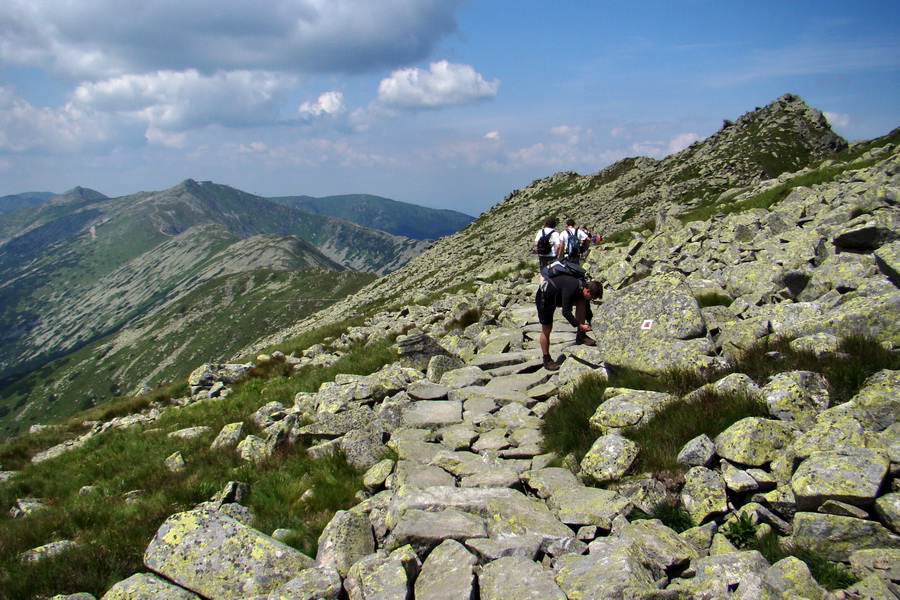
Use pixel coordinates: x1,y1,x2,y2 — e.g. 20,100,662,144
0,184,472,437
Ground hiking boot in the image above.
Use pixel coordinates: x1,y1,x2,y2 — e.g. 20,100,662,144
542,356,560,371
575,332,596,346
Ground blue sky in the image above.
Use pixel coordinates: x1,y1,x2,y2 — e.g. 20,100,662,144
1,1,898,217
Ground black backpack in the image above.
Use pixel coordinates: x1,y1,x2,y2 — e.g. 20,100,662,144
541,259,586,281
562,229,581,261
536,228,553,255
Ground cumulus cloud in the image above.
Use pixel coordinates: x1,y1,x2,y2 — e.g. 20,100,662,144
72,70,295,130
299,91,346,119
377,60,500,109
0,0,463,79
0,87,115,152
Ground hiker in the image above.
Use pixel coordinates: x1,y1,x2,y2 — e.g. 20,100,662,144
534,217,560,269
535,273,603,371
557,218,590,264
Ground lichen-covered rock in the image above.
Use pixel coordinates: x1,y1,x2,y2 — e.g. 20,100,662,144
100,573,200,600
790,414,866,459
546,486,633,530
819,369,900,433
715,417,794,467
588,271,715,372
761,556,828,600
384,507,487,554
344,545,420,600
413,539,476,600
479,555,566,600
791,448,889,510
20,540,76,563
555,537,659,599
790,512,900,561
875,493,900,535
143,509,314,599
589,389,677,435
265,567,342,600
210,422,244,450
677,433,717,467
579,434,639,483
681,466,728,525
614,518,698,572
761,370,830,428
315,510,376,577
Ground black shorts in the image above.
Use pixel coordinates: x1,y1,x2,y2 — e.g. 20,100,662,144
538,255,556,268
535,286,558,325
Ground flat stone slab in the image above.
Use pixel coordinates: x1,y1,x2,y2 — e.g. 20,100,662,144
791,449,889,510
401,400,463,428
385,508,488,553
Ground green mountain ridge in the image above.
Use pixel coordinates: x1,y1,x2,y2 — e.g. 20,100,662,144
0,181,448,434
269,193,474,240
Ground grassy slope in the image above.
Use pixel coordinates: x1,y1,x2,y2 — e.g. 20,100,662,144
0,268,375,439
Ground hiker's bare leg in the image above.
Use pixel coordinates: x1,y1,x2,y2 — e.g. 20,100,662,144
540,324,553,356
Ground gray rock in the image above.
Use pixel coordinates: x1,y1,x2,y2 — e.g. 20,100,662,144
265,567,342,600
715,417,794,467
791,448,889,510
555,537,660,599
790,512,900,561
439,366,492,389
414,539,477,600
384,508,487,554
465,535,543,562
579,434,639,483
677,433,717,467
144,509,314,599
400,400,463,429
100,573,200,600
479,555,566,600
875,493,900,535
761,370,830,428
681,466,728,525
344,545,420,600
315,510,375,577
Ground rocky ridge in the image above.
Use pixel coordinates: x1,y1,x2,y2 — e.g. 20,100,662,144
14,145,900,598
245,94,849,354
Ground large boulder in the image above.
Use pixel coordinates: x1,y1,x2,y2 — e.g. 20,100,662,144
143,509,314,599
588,271,715,372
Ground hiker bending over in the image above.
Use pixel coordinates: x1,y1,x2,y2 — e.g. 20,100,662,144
534,217,560,269
535,275,603,371
557,218,590,264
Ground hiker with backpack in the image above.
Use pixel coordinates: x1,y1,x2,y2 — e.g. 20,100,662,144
534,217,560,269
535,265,603,371
557,218,590,264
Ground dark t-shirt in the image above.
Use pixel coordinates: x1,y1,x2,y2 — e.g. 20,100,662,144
536,274,583,327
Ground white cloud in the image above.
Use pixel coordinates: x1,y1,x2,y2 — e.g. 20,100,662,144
484,131,501,140
377,60,499,109
299,91,346,119
0,0,463,79
668,132,700,153
0,87,115,152
145,128,187,149
72,70,296,130
824,111,851,129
